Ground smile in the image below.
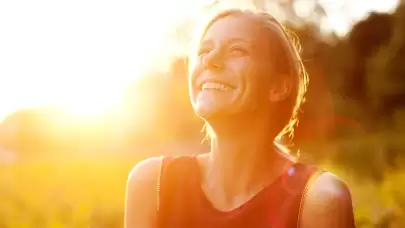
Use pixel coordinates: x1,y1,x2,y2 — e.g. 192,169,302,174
201,82,232,92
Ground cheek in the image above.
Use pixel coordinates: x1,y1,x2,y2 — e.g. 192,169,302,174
188,60,203,92
245,60,272,94
238,61,260,95
237,62,269,111
188,56,199,76
228,59,255,89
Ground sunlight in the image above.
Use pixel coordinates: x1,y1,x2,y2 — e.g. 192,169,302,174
320,0,399,36
57,88,125,118
0,0,202,121
0,0,400,122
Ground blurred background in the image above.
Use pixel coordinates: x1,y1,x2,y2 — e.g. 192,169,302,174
0,0,405,227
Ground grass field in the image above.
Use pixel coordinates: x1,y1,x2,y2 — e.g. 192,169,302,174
0,146,404,227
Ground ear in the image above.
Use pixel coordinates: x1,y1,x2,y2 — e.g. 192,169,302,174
268,75,292,102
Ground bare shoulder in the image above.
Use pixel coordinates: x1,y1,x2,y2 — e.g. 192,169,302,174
308,172,352,203
125,157,163,228
300,172,355,228
127,156,163,184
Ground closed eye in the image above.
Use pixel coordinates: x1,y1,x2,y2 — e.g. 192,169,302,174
198,47,211,56
229,46,248,56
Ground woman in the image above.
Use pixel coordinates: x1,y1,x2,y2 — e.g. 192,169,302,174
125,9,355,228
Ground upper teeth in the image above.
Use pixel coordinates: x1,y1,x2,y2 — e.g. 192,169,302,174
202,82,230,91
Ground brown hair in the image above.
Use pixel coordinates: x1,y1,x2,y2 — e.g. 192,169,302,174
197,9,309,145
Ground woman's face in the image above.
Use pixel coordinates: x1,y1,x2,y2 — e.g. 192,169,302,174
189,15,272,121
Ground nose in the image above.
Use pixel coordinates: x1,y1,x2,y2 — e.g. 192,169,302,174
202,50,224,71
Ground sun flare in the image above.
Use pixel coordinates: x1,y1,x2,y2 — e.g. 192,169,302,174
57,90,125,118
0,0,194,121
0,0,400,122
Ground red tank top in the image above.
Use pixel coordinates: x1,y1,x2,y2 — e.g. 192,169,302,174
157,156,322,228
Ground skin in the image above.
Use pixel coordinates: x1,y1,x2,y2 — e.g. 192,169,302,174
125,157,161,228
189,15,294,212
125,14,355,228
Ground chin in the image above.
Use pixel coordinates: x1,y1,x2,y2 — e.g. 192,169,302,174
200,111,243,128
195,108,217,120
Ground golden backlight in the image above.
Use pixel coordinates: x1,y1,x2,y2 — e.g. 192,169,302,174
0,0,208,122
0,0,399,122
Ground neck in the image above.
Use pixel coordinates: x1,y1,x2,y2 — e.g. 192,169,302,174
204,115,284,197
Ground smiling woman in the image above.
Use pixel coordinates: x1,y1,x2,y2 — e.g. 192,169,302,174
125,8,356,228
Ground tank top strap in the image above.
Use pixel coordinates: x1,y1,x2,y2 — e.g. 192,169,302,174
295,164,324,228
159,155,199,194
159,155,199,186
157,155,200,227
274,162,324,228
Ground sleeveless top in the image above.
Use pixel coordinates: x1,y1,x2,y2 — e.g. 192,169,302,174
156,156,323,228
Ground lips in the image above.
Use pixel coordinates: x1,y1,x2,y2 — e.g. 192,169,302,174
197,79,235,92
201,82,233,92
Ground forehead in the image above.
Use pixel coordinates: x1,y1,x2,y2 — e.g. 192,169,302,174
201,15,261,44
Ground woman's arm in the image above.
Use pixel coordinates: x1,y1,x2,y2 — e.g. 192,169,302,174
125,157,162,228
301,172,356,228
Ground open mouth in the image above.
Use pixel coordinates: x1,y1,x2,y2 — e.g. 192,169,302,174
200,82,234,92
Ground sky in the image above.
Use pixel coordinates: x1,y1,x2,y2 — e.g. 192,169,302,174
0,0,400,121
319,0,399,36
